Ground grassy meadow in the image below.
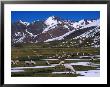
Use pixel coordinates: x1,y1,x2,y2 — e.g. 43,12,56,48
11,43,100,77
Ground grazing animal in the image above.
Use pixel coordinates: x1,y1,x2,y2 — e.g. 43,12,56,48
11,60,20,65
59,61,76,74
58,56,62,59
14,60,19,65
64,64,76,74
48,56,52,59
11,60,15,65
59,61,65,65
45,60,76,74
83,53,85,56
25,60,36,66
46,60,50,65
28,56,30,59
30,60,36,65
25,61,31,66
77,52,79,56
87,56,95,66
89,56,96,62
67,55,71,58
91,56,95,61
87,61,94,66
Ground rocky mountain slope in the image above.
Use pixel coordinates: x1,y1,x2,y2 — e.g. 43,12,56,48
11,16,100,48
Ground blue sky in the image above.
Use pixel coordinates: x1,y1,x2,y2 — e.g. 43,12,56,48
11,11,100,23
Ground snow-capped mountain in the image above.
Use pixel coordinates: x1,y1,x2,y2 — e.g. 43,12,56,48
11,16,100,48
19,20,30,26
43,16,61,33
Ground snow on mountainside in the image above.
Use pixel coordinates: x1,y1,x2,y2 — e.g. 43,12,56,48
44,29,77,42
19,20,30,26
11,16,100,47
82,19,100,29
43,17,99,33
44,19,100,42
43,16,61,33
74,26,100,39
44,16,58,26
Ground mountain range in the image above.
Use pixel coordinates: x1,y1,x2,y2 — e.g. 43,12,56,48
11,16,100,48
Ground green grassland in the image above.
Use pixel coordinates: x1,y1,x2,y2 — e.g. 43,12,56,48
12,43,99,58
11,43,100,77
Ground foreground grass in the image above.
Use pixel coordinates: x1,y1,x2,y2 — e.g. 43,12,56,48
11,72,83,77
11,44,100,77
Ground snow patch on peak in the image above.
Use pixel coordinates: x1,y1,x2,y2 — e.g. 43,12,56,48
82,19,100,29
44,16,58,26
77,19,87,27
43,16,60,33
70,19,99,29
19,20,30,26
78,19,85,24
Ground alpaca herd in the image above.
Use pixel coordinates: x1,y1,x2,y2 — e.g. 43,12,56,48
11,59,77,74
45,60,76,74
25,60,36,65
11,60,19,65
11,52,97,75
11,59,36,66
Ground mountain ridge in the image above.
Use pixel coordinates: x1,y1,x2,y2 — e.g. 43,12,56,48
11,16,100,48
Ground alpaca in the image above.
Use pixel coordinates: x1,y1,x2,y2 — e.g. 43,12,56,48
25,61,31,66
30,60,36,65
88,56,95,66
11,60,15,65
46,60,50,65
48,56,52,59
64,64,76,74
76,52,79,56
59,61,76,74
91,56,95,61
82,53,85,56
14,60,19,65
67,55,71,58
58,56,61,59
45,60,76,74
28,56,30,59
25,60,36,66
58,61,64,65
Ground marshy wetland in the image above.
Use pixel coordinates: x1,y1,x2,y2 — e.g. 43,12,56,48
11,44,100,77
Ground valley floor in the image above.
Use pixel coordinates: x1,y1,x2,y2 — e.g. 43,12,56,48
11,47,100,77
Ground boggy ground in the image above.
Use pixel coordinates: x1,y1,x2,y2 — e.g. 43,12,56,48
11,44,100,77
